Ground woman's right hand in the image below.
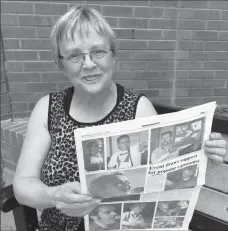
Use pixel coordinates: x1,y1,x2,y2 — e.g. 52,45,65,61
51,181,101,217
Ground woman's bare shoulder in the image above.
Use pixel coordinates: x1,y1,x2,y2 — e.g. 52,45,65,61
135,96,158,118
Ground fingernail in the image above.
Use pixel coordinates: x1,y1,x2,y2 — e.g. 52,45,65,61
85,196,92,201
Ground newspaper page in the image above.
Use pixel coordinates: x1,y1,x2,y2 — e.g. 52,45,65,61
74,102,216,231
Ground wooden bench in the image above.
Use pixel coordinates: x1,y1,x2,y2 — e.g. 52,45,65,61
1,103,228,231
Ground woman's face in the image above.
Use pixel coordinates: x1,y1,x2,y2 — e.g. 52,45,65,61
59,27,115,94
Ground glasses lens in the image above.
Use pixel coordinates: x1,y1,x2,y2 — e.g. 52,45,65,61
68,54,83,63
91,49,108,59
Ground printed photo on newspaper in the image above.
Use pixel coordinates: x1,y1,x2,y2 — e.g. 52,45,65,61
74,102,216,231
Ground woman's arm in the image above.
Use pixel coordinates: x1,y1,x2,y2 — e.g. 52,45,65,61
135,96,157,118
13,95,57,210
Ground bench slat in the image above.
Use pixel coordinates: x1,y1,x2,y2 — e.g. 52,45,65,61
195,187,228,222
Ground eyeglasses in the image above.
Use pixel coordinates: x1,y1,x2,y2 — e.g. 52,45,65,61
59,48,111,63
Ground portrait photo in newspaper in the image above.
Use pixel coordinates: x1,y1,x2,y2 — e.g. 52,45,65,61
89,203,122,231
106,131,149,170
165,164,199,190
86,168,147,201
82,138,105,172
150,118,205,165
121,202,156,229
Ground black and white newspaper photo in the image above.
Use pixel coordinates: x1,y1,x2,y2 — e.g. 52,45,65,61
74,102,216,231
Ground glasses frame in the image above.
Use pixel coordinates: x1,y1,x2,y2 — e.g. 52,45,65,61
59,48,112,63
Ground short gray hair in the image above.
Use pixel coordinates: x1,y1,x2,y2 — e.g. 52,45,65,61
50,5,117,70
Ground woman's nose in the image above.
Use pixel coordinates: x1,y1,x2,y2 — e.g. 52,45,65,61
83,53,96,69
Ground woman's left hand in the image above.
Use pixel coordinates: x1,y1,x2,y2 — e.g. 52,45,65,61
204,133,227,165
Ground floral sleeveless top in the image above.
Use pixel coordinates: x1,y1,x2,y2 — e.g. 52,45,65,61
39,83,143,231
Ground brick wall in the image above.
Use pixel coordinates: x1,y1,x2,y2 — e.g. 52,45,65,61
1,0,228,120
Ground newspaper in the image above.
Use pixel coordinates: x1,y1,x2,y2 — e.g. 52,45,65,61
74,102,216,231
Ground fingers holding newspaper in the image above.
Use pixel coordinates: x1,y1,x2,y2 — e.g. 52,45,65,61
52,181,101,217
204,132,227,164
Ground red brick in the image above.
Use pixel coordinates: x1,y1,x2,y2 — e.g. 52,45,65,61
1,1,34,14
178,41,204,51
57,82,72,91
36,27,52,38
191,51,228,61
26,83,57,93
176,80,202,88
113,71,133,80
179,1,208,8
179,20,205,30
1,113,12,121
204,62,228,70
177,61,203,70
213,88,228,96
147,61,174,70
175,97,206,107
10,92,42,102
119,61,147,71
118,40,147,50
176,51,189,60
114,29,133,39
2,39,20,49
12,102,28,112
1,149,15,164
19,15,53,27
132,51,175,60
119,18,148,28
148,80,173,88
23,62,57,72
5,51,38,61
151,98,171,106
136,89,159,98
158,89,173,97
2,159,17,172
1,104,11,116
205,42,228,51
6,62,23,72
34,3,68,15
208,1,228,10
222,11,228,20
2,26,36,38
8,72,40,83
86,1,115,5
188,89,213,97
189,71,214,79
201,80,225,88
86,4,102,13
215,71,228,79
104,17,118,28
39,51,53,61
103,6,133,17
116,80,148,89
119,1,149,6
13,111,31,119
163,30,176,40
179,9,220,20
175,89,188,97
28,102,36,111
117,50,132,60
41,72,66,82
192,31,218,41
147,41,175,50
1,93,9,105
9,83,27,93
134,29,162,40
134,7,163,18
21,39,51,50
207,21,228,30
1,83,7,94
177,30,192,40
164,9,178,19
149,19,176,29
1,14,18,25
176,71,189,79
149,1,178,8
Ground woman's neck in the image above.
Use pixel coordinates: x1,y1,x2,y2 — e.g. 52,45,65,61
69,82,117,122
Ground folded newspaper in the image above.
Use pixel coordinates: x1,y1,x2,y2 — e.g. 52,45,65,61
74,102,216,231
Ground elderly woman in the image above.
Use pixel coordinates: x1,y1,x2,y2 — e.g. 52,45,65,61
13,5,227,231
